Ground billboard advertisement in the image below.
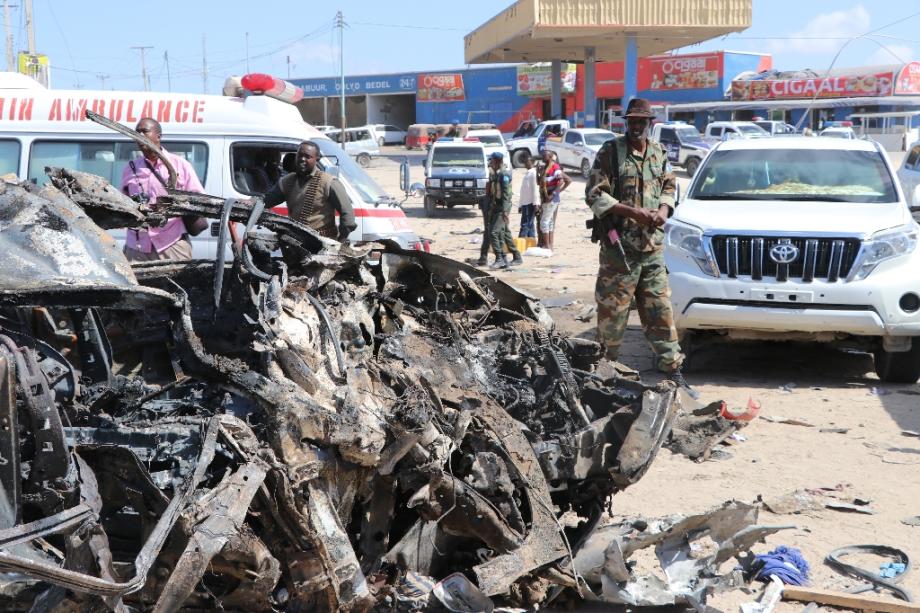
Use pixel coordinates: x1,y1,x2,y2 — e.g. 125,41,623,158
731,71,895,100
895,62,920,95
516,63,576,96
639,53,721,91
417,73,465,102
17,52,50,88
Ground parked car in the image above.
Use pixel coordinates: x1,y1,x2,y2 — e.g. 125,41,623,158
650,122,711,177
546,128,616,178
754,120,797,135
819,127,858,139
506,119,570,168
466,128,510,170
326,127,380,167
422,138,488,216
665,137,920,382
897,140,920,202
369,124,408,146
703,121,770,143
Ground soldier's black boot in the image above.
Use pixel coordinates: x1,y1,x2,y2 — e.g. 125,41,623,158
476,254,488,266
489,255,509,270
510,252,523,266
667,368,699,400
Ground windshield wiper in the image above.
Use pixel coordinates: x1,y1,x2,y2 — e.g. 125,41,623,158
693,194,768,200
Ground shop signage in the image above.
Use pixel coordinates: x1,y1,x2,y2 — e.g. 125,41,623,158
515,63,576,96
291,73,417,97
639,53,721,91
895,62,920,95
417,73,465,102
731,70,895,100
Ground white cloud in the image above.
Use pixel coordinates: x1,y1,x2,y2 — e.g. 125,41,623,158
768,5,869,54
866,43,915,66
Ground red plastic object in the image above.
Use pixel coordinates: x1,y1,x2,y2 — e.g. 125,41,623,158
720,397,761,421
240,73,304,104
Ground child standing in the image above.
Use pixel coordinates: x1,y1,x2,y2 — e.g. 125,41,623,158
518,155,538,240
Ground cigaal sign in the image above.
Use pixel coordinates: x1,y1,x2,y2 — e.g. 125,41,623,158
731,71,894,100
416,74,465,102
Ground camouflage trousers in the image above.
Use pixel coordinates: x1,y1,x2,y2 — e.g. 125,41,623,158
595,243,683,372
490,209,520,258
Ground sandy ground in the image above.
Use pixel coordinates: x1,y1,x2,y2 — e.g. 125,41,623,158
367,149,920,611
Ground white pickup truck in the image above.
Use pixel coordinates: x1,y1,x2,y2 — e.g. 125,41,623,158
545,128,617,178
506,119,570,167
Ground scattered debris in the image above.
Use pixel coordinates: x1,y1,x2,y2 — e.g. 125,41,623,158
902,430,920,438
779,383,797,393
761,415,815,427
541,296,577,308
868,386,892,396
825,545,911,602
722,397,761,421
751,546,810,585
819,428,850,434
574,305,596,322
668,398,747,461
741,575,785,613
0,169,696,610
901,516,920,527
762,490,824,515
571,501,792,607
825,501,876,515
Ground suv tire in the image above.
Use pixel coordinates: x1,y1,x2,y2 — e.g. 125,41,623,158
511,149,529,168
377,137,385,147
424,196,437,217
874,340,920,383
356,153,371,168
685,157,700,177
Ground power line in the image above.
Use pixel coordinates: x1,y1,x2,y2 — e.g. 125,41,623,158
349,21,469,32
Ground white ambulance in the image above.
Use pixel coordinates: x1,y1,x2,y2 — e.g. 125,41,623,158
0,72,425,257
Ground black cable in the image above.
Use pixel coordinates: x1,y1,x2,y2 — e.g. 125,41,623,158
826,544,912,602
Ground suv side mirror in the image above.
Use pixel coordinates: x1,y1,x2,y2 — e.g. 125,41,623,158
399,157,410,193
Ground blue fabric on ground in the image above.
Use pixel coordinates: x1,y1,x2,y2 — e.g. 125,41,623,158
754,546,810,586
880,562,907,579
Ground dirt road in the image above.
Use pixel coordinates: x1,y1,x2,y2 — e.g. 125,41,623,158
367,151,920,609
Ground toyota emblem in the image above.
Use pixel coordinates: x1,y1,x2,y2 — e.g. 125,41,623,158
769,243,799,264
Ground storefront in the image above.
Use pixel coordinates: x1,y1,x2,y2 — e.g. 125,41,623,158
290,50,768,132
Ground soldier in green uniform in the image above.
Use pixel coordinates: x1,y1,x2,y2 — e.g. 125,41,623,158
487,151,524,269
585,98,695,396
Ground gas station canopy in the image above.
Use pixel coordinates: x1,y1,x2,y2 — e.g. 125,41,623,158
464,0,752,64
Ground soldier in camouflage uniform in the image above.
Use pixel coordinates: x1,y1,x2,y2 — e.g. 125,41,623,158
585,98,694,395
487,151,523,269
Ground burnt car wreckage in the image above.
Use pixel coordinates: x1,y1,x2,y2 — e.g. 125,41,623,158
0,125,781,610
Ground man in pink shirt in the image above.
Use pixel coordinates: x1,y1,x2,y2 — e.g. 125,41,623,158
120,117,205,261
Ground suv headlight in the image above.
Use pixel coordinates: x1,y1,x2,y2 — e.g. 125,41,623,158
666,221,719,277
849,224,919,281
476,178,487,188
426,178,441,188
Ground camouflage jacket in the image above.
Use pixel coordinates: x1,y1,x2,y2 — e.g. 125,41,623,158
488,168,514,214
585,136,676,252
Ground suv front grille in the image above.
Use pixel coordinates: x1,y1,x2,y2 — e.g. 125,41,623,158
710,236,861,282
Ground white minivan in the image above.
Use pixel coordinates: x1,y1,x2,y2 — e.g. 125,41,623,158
0,72,424,258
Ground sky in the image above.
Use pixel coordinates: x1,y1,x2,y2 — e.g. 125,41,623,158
9,0,920,94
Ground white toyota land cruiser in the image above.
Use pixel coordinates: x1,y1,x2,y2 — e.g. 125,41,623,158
665,137,920,382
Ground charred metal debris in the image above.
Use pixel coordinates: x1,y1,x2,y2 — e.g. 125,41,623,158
0,169,774,611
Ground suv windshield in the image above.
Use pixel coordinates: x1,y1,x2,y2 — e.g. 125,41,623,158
691,148,898,203
675,127,703,141
471,134,503,145
584,132,616,146
315,138,389,204
738,124,768,135
432,147,484,168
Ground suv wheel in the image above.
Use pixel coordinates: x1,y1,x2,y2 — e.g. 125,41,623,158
378,137,385,147
356,153,371,168
874,340,920,383
511,149,529,168
581,158,592,179
685,157,700,177
424,196,437,217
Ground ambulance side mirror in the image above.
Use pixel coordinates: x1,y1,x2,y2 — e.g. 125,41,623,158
399,157,410,194
325,165,340,179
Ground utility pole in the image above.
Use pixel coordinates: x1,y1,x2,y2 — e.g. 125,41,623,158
3,1,14,71
245,32,249,73
164,50,171,92
96,73,109,89
201,34,208,94
336,10,345,134
23,0,33,54
131,46,152,91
